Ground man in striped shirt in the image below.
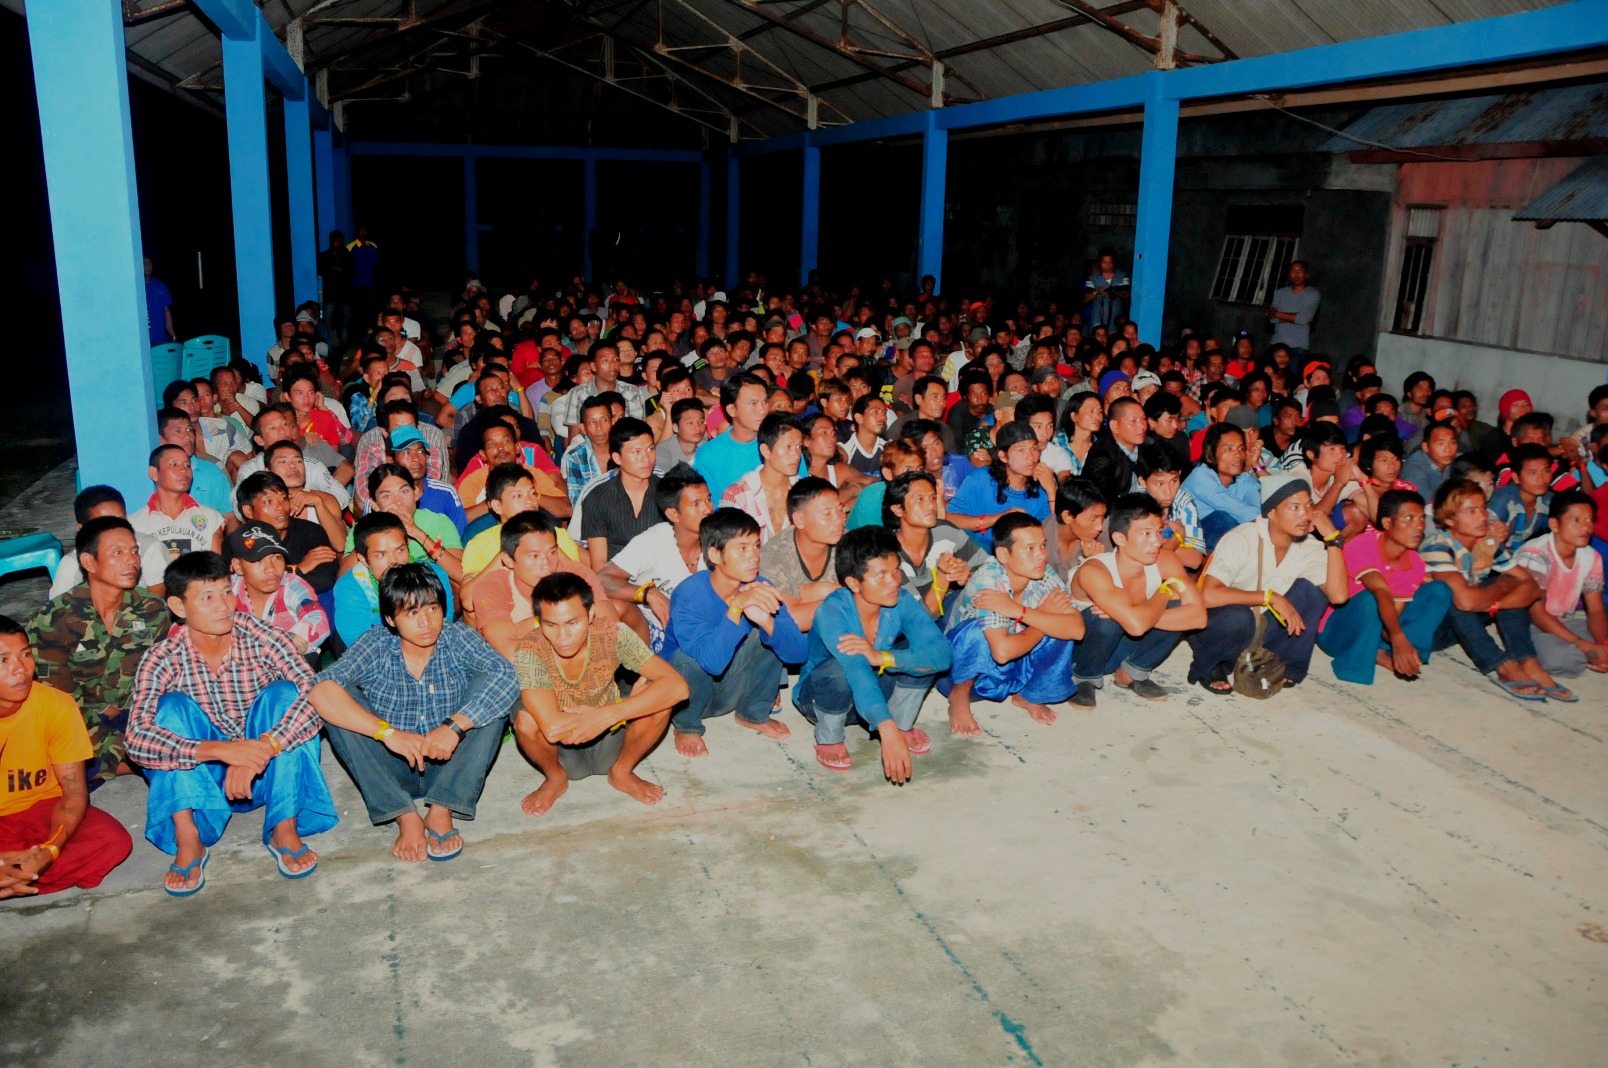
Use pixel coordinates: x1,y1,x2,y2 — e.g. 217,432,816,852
126,552,338,896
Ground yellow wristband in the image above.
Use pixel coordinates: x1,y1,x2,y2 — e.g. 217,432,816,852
38,843,59,860
260,732,282,755
372,721,393,742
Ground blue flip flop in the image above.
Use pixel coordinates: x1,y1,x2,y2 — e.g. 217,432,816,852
1542,685,1579,703
265,841,318,879
164,848,209,898
424,827,463,862
1489,675,1546,702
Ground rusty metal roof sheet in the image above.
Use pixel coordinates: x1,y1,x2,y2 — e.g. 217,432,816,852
1319,82,1608,151
1513,155,1608,220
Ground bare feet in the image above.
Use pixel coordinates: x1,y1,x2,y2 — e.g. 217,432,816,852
521,773,570,817
1376,650,1395,672
948,681,981,736
392,815,428,863
736,717,791,740
1012,694,1059,725
607,767,665,805
675,731,709,758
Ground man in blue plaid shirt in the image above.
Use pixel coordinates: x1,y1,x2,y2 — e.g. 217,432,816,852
560,394,617,505
311,564,519,863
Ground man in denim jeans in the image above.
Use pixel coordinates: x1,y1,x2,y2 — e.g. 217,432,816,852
311,565,519,863
666,509,807,759
1421,479,1561,702
1068,494,1208,708
794,527,950,780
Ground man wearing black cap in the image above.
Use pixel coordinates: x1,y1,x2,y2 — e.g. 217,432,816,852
227,522,330,663
1188,471,1350,694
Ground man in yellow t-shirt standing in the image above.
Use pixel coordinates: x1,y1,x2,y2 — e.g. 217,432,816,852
0,617,133,898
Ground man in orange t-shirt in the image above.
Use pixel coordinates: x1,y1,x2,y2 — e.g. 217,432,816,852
0,618,133,898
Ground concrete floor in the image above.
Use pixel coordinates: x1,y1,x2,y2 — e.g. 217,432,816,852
2,464,1606,1066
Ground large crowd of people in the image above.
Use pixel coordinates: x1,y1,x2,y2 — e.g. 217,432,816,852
4,249,1606,900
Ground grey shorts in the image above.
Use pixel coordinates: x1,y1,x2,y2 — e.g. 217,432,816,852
557,726,626,780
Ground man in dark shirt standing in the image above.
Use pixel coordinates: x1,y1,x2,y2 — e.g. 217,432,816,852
317,230,352,342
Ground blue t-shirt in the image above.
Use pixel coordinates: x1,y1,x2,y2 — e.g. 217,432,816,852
693,432,809,504
188,456,234,515
947,466,1051,551
145,278,173,345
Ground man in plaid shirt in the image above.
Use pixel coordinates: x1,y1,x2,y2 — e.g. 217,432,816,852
311,564,518,863
126,552,338,896
560,394,616,505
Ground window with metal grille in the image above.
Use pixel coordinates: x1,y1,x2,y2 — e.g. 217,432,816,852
1393,208,1442,334
1210,234,1301,304
1086,201,1136,228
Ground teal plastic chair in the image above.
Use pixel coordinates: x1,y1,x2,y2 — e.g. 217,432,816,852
182,335,231,379
150,342,183,390
0,532,63,582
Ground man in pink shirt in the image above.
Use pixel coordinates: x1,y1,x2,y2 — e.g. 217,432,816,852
1317,489,1453,684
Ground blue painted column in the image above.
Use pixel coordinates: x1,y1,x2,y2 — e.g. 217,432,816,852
27,0,157,498
464,155,480,275
283,87,318,307
696,159,712,279
800,140,821,287
333,132,354,237
1131,74,1180,347
222,18,277,377
582,158,598,283
916,110,948,293
725,148,741,290
313,120,336,244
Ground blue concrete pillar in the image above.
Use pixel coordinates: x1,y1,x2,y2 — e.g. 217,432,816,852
313,118,336,248
464,155,480,275
221,18,277,377
333,132,354,237
582,157,598,283
27,0,157,498
283,88,318,307
696,159,712,279
800,140,820,287
916,110,948,294
1131,74,1179,347
725,148,741,290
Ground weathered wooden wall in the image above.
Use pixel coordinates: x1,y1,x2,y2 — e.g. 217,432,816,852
1383,158,1607,362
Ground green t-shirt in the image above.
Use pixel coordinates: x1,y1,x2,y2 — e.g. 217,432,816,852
345,507,461,563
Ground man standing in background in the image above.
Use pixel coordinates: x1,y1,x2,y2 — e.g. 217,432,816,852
1267,260,1320,359
144,256,175,346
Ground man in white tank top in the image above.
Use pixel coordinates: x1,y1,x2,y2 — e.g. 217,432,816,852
1068,494,1207,707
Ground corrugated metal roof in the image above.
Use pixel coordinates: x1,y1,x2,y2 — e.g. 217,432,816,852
1319,82,1608,150
22,0,1581,145
1513,155,1608,219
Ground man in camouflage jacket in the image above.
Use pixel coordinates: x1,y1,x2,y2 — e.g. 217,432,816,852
26,516,169,780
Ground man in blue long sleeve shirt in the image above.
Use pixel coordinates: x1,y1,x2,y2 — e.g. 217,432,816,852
310,564,516,863
667,508,807,758
1180,423,1262,550
795,528,951,782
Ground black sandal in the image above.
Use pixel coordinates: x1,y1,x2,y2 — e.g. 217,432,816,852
1197,667,1233,695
